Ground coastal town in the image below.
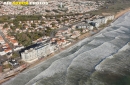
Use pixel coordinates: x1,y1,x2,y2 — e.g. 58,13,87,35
0,0,117,84
0,0,105,15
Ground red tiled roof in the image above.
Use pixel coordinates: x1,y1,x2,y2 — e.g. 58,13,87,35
0,36,4,41
4,48,11,52
10,39,18,44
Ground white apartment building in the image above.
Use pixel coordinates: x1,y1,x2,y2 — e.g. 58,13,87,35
21,43,57,63
90,15,115,28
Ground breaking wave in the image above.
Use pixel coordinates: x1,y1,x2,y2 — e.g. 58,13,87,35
2,12,130,85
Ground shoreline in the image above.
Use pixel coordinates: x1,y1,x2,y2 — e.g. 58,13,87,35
27,8,130,69
27,32,91,69
114,7,130,20
1,8,130,84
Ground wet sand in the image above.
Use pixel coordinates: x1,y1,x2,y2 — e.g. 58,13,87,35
114,7,130,19
27,8,130,69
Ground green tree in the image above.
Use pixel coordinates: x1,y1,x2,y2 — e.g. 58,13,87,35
3,24,9,28
11,52,20,58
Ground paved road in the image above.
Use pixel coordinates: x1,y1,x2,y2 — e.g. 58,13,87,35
0,29,14,52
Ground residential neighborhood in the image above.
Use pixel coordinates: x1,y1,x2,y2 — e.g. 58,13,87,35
0,0,115,84
0,14,114,72
0,0,105,16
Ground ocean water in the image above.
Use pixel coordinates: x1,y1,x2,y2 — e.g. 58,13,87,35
2,12,130,85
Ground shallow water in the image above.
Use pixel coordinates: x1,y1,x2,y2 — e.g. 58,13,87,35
3,12,130,85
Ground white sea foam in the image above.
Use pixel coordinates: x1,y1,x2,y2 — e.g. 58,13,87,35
3,12,130,85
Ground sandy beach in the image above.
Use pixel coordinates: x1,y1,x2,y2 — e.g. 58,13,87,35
115,7,130,19
2,5,130,85
27,7,130,69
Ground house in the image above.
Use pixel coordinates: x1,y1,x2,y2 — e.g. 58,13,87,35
4,48,12,53
76,22,88,29
0,51,6,56
61,40,71,48
0,36,5,44
87,25,94,30
8,59,19,66
71,31,81,39
10,39,18,46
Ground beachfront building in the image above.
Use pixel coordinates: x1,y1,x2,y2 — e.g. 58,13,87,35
76,22,94,31
21,43,57,63
89,15,115,28
106,15,115,21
